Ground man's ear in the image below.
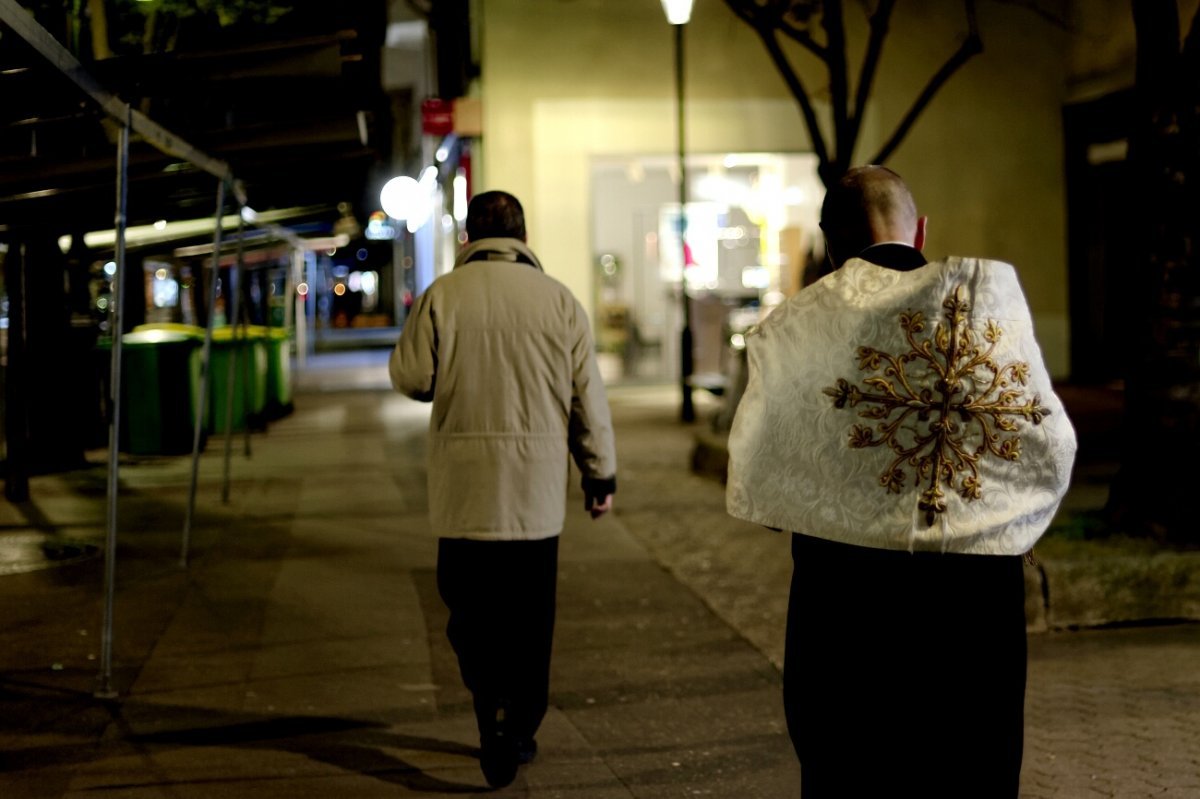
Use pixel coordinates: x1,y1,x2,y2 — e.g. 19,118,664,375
914,216,928,252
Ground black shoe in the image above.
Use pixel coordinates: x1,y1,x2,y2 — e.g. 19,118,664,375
516,737,538,765
480,731,519,788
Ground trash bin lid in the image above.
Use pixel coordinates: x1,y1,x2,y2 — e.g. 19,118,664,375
212,325,266,342
133,322,205,339
237,324,291,339
122,330,197,346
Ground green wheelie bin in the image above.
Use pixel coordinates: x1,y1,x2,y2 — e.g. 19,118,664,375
97,328,203,455
247,324,293,420
206,325,268,434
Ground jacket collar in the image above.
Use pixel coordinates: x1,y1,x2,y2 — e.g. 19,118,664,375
853,242,928,272
453,237,544,272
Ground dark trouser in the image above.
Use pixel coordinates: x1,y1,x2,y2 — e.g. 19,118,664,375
784,533,1028,799
436,536,559,744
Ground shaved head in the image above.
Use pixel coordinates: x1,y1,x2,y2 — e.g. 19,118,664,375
820,166,922,267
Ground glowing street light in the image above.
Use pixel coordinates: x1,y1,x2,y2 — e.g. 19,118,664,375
660,0,693,25
662,0,696,422
380,175,421,225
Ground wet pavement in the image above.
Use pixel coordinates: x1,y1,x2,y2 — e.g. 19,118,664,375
0,351,1196,797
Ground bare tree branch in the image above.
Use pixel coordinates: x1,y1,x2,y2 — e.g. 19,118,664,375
726,0,993,184
726,0,828,60
823,0,852,167
869,0,982,165
774,22,830,60
847,0,898,161
723,0,832,169
987,0,1071,30
774,0,830,60
754,23,831,167
725,0,758,29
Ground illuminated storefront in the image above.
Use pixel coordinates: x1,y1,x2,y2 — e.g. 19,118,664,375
591,152,825,384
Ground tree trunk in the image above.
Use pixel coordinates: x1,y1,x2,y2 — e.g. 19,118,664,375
1106,1,1200,543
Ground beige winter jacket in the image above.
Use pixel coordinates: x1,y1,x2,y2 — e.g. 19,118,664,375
389,238,617,540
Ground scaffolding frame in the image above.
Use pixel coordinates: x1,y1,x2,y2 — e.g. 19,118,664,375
0,0,303,698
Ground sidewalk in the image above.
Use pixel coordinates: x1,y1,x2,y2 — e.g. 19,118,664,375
0,363,1197,797
0,364,799,797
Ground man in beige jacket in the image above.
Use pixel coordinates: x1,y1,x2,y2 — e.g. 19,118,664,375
390,190,617,788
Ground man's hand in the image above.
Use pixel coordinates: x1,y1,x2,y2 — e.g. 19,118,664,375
581,476,616,520
587,494,613,519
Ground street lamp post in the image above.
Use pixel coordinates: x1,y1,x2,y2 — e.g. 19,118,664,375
662,0,695,422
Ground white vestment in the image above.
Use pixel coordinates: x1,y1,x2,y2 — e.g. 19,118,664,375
726,257,1077,555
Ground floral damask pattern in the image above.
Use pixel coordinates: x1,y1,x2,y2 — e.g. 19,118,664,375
727,258,1075,554
823,285,1052,526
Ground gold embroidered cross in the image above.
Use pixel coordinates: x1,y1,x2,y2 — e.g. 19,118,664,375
823,285,1051,525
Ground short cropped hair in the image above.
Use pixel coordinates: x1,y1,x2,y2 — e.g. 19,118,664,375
465,190,527,241
820,165,917,265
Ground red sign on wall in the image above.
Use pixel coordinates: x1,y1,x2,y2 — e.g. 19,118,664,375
421,98,454,136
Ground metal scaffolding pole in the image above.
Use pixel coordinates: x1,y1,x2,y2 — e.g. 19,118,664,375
182,179,227,567
238,264,254,460
95,105,131,700
288,246,304,369
221,215,246,503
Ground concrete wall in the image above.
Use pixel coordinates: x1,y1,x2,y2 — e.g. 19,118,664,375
477,0,1074,377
